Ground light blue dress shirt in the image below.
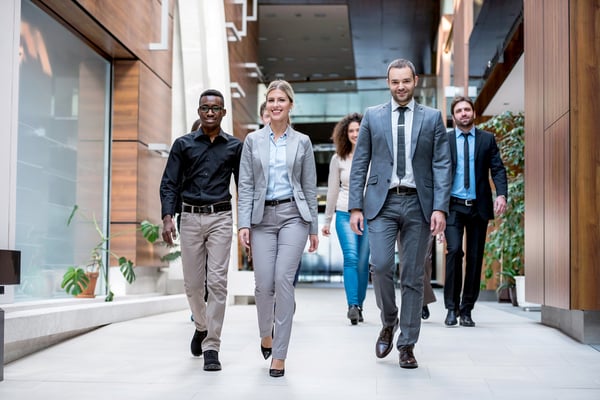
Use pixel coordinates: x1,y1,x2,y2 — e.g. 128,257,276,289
451,127,476,200
266,127,294,200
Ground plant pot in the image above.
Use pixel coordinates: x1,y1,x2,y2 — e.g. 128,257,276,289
76,271,99,298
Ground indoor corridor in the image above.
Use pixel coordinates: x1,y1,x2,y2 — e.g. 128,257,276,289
1,286,599,400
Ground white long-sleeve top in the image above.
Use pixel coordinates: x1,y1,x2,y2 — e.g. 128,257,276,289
323,154,353,226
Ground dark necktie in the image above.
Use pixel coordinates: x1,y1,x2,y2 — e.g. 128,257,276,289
462,132,470,189
397,106,408,179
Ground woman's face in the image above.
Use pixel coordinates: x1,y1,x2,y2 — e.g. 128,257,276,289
266,89,292,123
347,121,360,146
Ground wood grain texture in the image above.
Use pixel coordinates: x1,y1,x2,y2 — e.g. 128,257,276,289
543,0,569,128
523,0,545,304
543,115,570,309
569,0,600,310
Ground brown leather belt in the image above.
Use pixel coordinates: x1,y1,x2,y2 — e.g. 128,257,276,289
182,202,232,214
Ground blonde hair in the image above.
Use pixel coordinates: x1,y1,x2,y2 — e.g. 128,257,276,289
265,80,294,125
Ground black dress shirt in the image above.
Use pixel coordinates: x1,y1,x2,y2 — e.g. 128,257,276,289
160,129,242,219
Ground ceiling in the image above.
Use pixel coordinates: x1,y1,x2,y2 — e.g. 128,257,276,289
257,0,524,115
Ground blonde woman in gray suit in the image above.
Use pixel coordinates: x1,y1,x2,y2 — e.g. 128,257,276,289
238,80,319,378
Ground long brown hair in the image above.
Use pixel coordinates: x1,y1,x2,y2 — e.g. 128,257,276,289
332,112,362,160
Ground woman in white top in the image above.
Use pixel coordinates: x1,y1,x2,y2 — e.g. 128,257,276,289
321,112,369,325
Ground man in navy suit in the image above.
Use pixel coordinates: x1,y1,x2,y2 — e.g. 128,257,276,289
443,96,507,327
349,59,452,369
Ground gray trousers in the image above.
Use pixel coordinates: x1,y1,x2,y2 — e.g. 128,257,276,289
368,192,430,347
251,202,309,360
180,210,232,352
398,234,436,305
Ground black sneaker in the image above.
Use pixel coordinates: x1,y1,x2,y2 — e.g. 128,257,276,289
203,350,222,371
191,329,207,356
358,306,364,322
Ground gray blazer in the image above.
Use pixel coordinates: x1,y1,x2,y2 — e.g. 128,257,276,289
348,101,453,222
238,126,319,235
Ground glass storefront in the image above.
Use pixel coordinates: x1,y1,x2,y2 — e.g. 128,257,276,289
15,0,111,300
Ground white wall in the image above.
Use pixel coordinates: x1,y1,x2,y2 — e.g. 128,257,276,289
0,0,21,304
171,0,251,302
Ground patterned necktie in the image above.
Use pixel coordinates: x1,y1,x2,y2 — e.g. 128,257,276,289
462,132,470,189
397,106,408,179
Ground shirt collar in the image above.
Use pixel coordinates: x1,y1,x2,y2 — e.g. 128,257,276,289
391,98,415,112
455,127,475,137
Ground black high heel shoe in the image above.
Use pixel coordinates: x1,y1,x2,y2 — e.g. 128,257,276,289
261,344,272,360
269,360,285,377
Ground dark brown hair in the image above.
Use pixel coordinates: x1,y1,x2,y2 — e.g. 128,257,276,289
332,112,362,159
450,96,475,115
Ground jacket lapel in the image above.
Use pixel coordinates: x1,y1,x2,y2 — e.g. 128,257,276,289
410,104,424,158
259,128,270,184
286,128,299,179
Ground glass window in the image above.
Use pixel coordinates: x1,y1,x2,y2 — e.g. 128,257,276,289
16,0,111,300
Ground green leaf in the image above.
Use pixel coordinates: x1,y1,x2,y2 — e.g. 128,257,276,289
140,220,160,243
67,205,79,226
160,250,181,262
60,266,89,296
105,291,114,302
118,257,136,284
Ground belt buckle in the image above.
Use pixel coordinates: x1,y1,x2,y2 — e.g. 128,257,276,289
208,204,215,213
465,199,473,206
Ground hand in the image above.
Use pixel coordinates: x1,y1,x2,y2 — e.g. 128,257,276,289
308,234,319,252
162,215,176,246
349,209,364,235
430,210,446,236
321,224,331,237
494,195,507,215
238,228,251,251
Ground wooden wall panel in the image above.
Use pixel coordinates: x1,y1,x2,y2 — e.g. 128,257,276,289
523,0,545,303
569,0,600,310
543,0,570,128
113,61,140,141
225,0,260,140
138,64,172,146
543,115,570,309
75,0,173,86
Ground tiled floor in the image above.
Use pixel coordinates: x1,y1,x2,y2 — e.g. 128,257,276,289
1,287,599,399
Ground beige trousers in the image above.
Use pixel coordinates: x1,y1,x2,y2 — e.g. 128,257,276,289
180,210,232,352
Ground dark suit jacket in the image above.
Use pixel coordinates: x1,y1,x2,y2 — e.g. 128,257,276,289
349,101,452,222
448,128,508,221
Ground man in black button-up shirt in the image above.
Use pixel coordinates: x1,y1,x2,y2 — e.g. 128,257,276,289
159,89,242,371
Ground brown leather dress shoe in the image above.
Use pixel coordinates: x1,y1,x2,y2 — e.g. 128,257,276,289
399,345,418,369
375,320,398,358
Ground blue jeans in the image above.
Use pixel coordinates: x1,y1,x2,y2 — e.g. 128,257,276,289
335,211,370,307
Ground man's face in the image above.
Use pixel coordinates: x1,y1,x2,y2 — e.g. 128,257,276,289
198,95,226,130
387,67,418,106
452,101,476,131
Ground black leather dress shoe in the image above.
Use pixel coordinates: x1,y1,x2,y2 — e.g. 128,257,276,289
399,345,418,369
459,314,476,327
444,310,458,326
203,350,222,371
421,305,430,320
375,320,398,358
191,329,207,356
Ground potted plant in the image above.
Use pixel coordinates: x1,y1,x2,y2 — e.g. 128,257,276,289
60,205,161,301
479,111,524,305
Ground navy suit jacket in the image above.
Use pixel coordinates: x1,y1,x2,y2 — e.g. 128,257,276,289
448,128,508,221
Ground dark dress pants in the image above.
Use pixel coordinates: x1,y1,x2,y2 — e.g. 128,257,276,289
443,203,489,314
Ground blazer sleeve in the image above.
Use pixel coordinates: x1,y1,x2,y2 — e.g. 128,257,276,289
237,134,255,230
323,154,341,226
300,136,319,235
489,134,508,198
